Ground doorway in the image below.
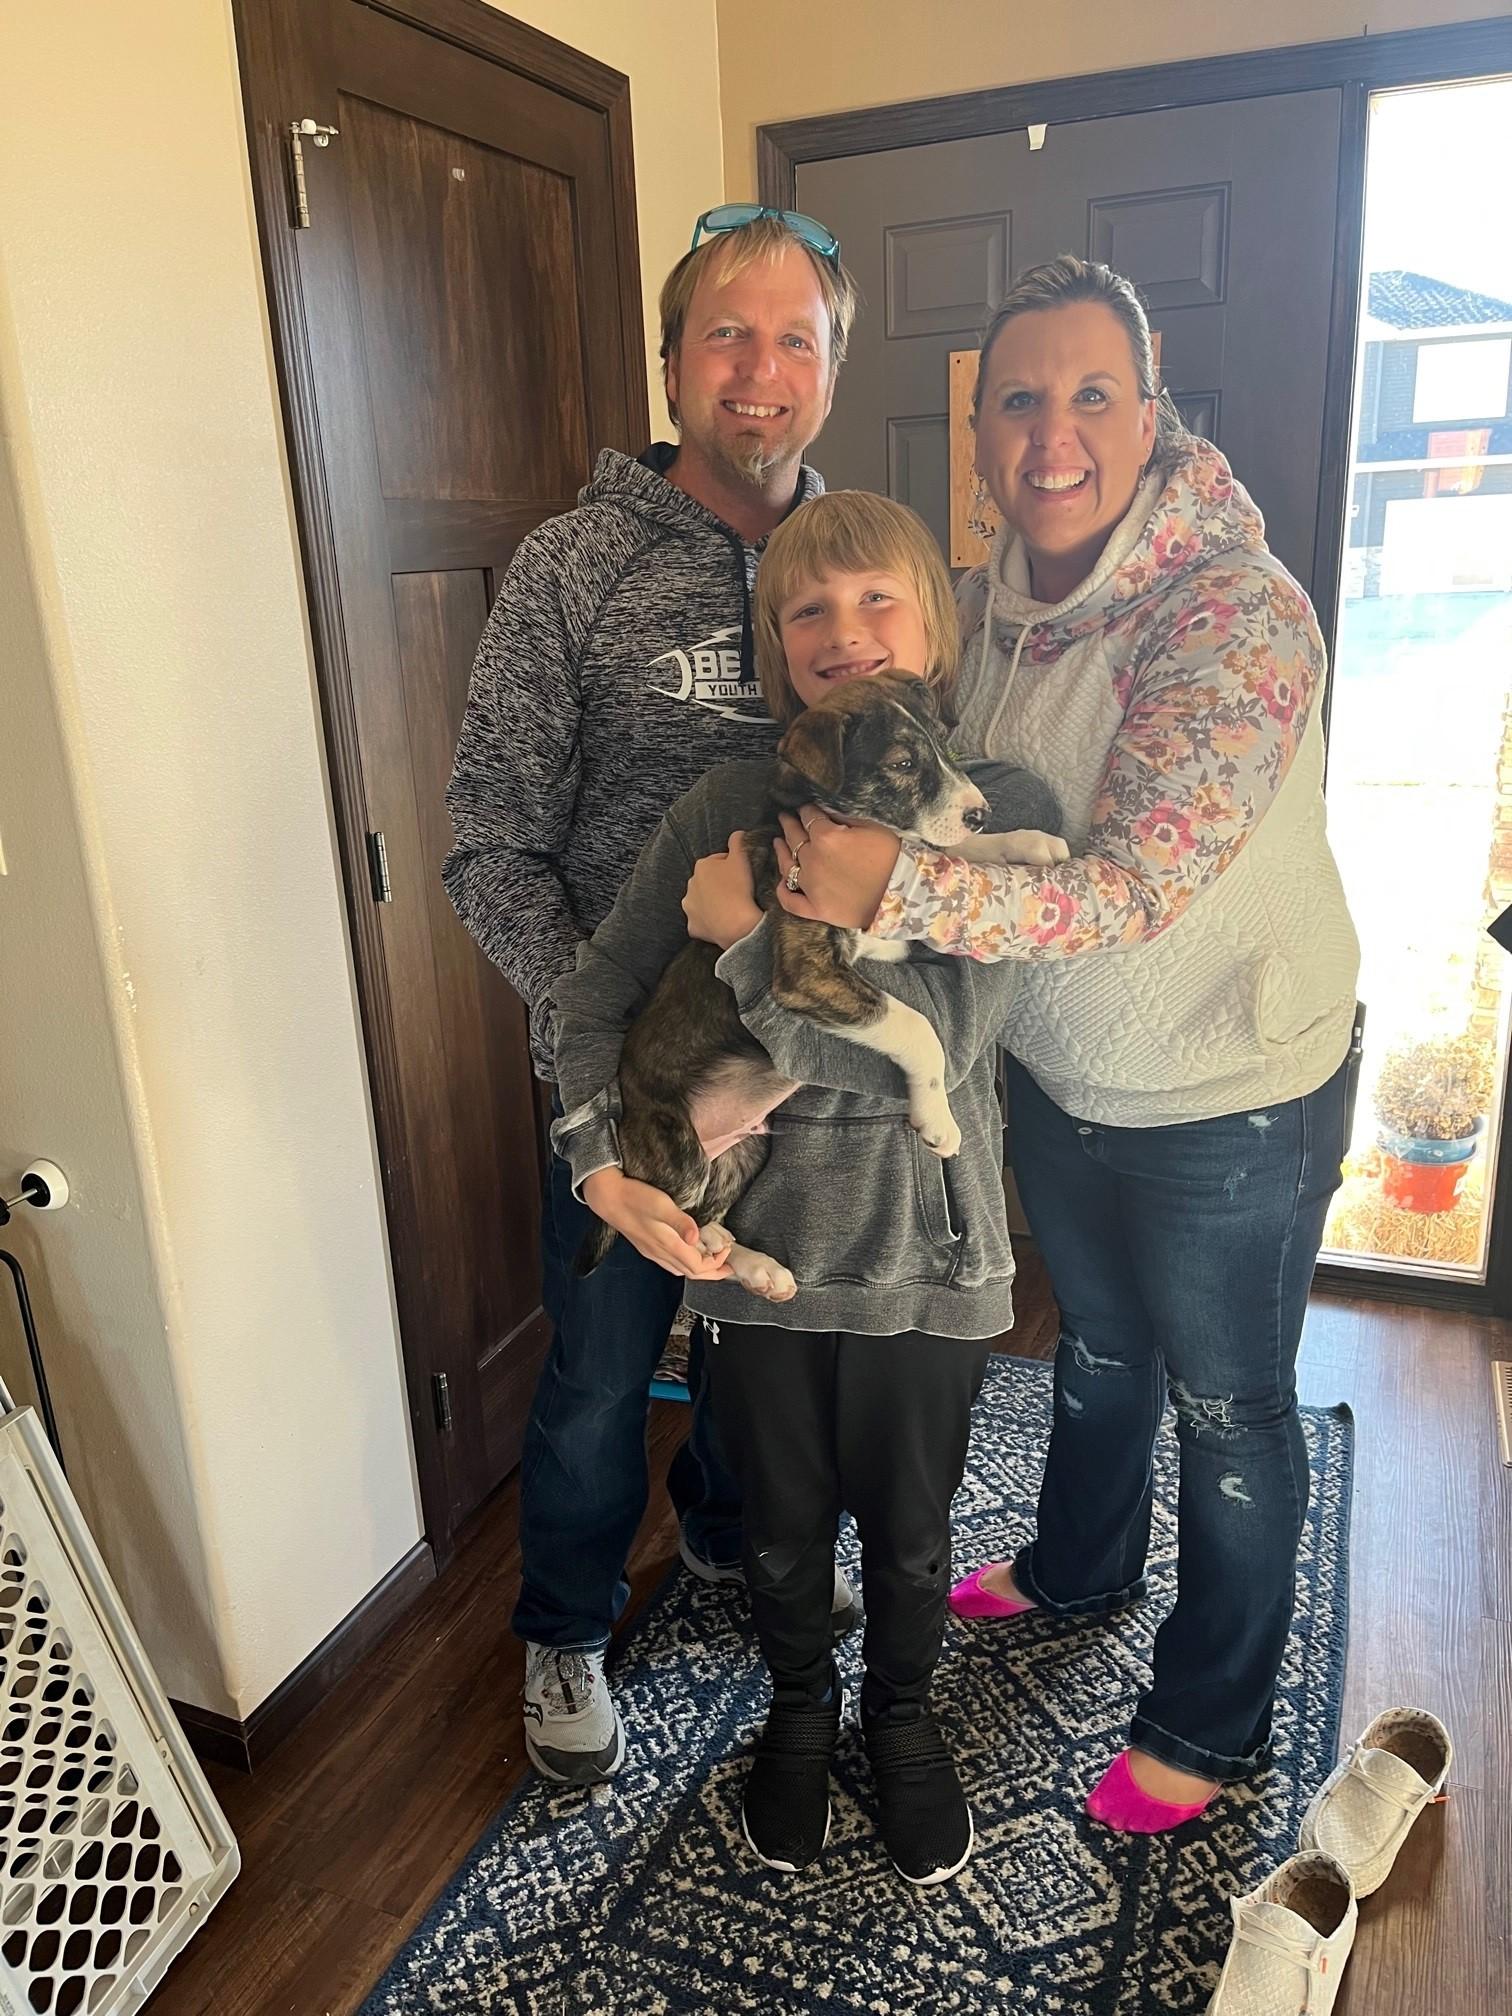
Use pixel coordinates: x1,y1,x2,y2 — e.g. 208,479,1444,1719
1319,75,1512,1292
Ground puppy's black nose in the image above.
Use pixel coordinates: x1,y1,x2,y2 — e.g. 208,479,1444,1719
962,804,987,831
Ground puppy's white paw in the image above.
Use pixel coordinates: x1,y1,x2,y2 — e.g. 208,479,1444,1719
730,1246,798,1303
696,1222,735,1261
952,828,1068,868
912,1102,962,1159
987,828,1070,868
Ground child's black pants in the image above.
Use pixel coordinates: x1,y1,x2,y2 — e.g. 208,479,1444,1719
708,1323,990,1711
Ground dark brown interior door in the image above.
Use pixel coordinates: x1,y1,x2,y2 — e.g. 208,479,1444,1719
800,90,1341,597
235,0,647,1552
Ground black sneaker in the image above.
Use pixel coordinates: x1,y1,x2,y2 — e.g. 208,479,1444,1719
741,1685,844,1873
863,1703,974,1886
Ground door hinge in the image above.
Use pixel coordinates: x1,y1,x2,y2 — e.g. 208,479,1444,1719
366,829,393,903
432,1372,453,1433
287,117,340,229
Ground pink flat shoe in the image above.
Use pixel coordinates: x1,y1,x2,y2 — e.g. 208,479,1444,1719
948,1563,1036,1620
1086,1750,1219,1834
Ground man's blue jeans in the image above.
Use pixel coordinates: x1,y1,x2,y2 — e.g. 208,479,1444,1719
1003,1049,1353,1781
511,1137,744,1650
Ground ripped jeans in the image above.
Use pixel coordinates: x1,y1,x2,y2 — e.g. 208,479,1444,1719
1002,1050,1353,1781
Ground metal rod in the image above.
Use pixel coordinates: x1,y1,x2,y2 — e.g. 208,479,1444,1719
0,1248,66,1471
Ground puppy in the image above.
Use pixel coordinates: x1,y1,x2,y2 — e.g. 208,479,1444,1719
579,675,1066,1297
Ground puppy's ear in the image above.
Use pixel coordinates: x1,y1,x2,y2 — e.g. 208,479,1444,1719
891,676,940,725
777,707,848,795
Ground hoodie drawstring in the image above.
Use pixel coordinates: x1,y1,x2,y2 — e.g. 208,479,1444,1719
727,530,757,684
977,576,996,692
982,574,1035,754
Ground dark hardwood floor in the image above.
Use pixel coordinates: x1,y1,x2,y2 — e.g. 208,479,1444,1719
145,1251,1511,2015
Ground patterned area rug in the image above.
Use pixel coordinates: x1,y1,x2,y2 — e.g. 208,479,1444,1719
363,1358,1353,2016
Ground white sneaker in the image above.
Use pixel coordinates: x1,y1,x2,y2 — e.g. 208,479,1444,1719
678,1539,863,1642
522,1642,626,1785
1298,1707,1452,1896
1206,1851,1356,2015
829,1564,862,1641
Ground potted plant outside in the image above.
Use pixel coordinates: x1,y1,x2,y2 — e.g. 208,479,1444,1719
1373,1032,1493,1214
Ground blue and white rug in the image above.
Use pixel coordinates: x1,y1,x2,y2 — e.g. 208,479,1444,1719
363,1357,1353,2015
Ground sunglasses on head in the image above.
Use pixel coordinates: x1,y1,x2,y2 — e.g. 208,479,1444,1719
690,204,841,264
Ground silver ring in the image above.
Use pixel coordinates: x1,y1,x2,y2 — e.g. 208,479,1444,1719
784,863,803,892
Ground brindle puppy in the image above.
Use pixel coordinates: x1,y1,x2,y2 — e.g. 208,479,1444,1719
579,676,1063,1299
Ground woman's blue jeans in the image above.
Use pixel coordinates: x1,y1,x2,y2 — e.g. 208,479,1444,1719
1003,1049,1352,1781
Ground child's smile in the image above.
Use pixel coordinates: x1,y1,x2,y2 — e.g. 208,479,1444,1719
778,568,930,712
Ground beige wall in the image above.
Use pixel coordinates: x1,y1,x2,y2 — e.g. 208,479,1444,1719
0,0,421,1717
718,0,1512,197
496,0,725,431
0,336,226,1703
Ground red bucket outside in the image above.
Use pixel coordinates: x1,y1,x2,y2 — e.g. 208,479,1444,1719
1379,1152,1472,1213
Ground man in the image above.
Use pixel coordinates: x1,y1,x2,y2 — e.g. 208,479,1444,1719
444,209,861,1784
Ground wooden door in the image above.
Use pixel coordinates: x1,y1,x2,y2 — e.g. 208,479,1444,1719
800,91,1341,597
234,0,647,1553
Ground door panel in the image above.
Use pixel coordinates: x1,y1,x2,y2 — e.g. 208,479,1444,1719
236,0,645,1549
342,102,590,501
800,89,1341,596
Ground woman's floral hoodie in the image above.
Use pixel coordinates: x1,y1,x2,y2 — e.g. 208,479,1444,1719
873,440,1360,1126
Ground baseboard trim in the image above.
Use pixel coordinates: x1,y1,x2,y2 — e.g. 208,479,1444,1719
171,1538,436,1774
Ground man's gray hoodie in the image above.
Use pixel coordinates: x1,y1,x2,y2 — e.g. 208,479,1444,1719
444,445,823,1075
550,761,1020,1343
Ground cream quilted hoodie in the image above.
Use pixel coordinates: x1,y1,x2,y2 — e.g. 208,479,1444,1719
873,441,1360,1126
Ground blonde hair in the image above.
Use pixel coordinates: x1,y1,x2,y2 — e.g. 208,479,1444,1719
659,216,860,426
754,492,960,727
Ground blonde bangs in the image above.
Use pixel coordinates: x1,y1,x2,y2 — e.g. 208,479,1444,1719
755,492,960,726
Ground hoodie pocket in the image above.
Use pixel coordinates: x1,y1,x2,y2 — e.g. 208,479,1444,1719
912,1136,961,1249
732,1114,961,1290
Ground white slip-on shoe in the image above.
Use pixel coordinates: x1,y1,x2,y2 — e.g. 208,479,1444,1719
1207,1851,1356,2015
1298,1707,1452,1897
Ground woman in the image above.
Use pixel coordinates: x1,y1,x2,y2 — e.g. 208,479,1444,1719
771,255,1361,1834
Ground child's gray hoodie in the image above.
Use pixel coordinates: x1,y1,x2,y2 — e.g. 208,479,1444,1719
550,760,1019,1343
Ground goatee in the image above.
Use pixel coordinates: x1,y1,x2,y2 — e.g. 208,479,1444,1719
713,432,795,490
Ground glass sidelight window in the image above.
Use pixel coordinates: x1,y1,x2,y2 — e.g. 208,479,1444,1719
1322,77,1512,1283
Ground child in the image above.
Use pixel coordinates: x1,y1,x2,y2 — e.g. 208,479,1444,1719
551,492,1030,1886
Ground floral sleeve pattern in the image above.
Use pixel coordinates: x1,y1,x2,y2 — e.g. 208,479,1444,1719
874,570,1324,961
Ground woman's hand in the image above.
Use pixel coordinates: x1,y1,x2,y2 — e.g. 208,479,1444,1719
773,807,901,929
581,1168,734,1280
683,834,764,949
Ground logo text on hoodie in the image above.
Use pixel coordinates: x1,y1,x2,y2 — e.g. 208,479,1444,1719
648,626,774,726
